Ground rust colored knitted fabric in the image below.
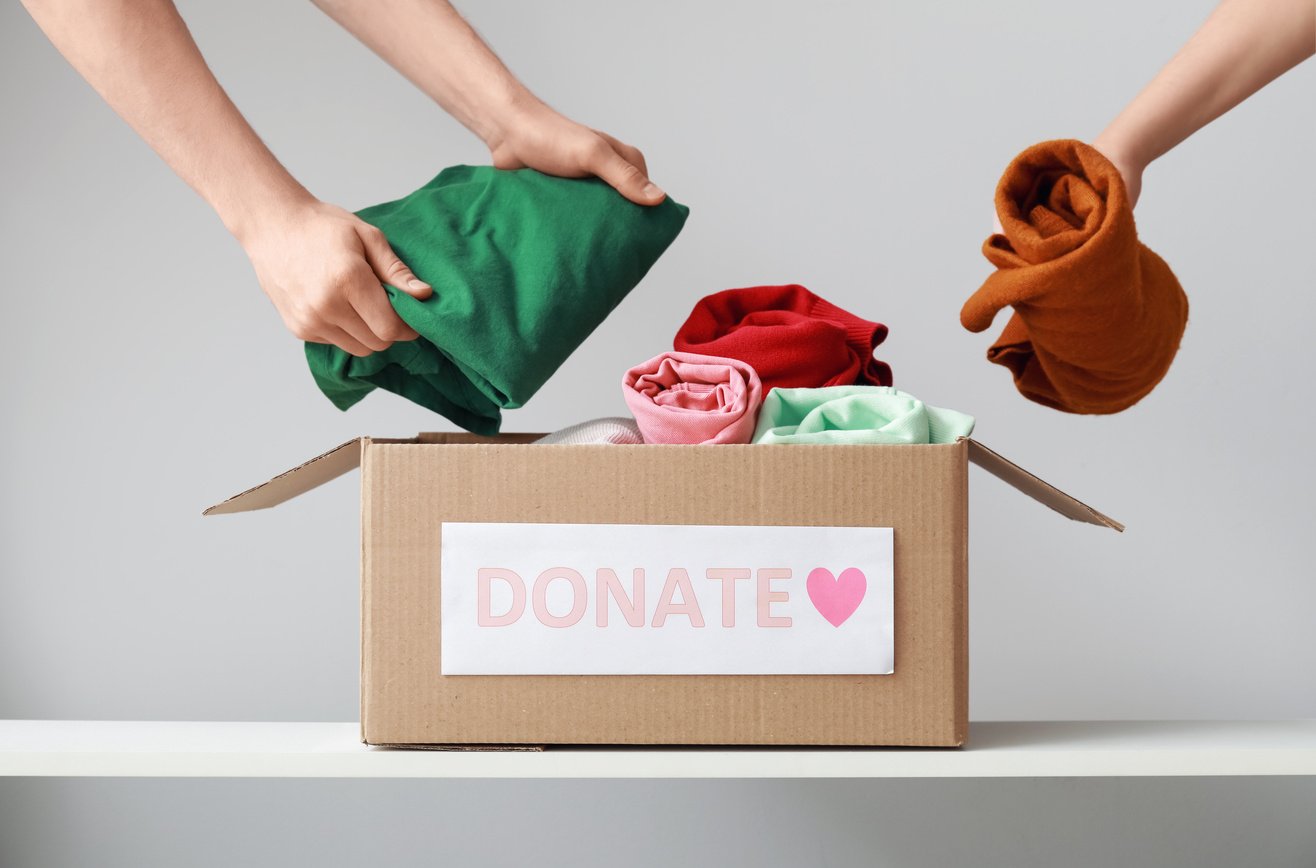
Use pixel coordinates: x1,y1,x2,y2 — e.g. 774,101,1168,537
960,140,1188,414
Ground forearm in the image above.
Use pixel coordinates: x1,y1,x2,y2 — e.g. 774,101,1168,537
1096,0,1315,168
310,0,532,148
21,0,312,240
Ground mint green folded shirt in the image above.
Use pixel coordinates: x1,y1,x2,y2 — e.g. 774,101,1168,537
752,386,975,445
305,166,689,434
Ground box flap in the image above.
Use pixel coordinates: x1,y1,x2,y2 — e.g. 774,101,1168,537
202,438,364,516
965,438,1123,532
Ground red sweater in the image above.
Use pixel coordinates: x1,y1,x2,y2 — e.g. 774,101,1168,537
674,285,892,393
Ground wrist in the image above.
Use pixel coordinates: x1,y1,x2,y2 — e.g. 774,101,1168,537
474,84,544,153
222,182,318,248
1092,127,1151,177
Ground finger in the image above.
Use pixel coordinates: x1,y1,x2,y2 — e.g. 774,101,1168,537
585,140,665,206
346,266,420,343
357,223,432,300
327,300,392,354
310,326,374,359
594,131,648,178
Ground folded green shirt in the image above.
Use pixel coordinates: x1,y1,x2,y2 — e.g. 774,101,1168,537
752,386,975,445
306,166,690,433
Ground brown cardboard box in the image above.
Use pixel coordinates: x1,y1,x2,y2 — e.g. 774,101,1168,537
206,434,1120,747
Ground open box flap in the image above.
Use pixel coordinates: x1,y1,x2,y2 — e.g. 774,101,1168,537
201,433,553,516
965,438,1123,532
202,438,365,516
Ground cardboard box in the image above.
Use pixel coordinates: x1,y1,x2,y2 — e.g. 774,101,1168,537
206,434,1120,747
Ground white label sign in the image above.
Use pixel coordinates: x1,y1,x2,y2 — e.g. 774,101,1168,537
440,522,893,675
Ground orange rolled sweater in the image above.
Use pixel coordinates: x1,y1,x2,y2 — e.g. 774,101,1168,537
960,140,1188,415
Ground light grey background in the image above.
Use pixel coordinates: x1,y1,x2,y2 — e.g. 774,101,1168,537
2,0,1313,865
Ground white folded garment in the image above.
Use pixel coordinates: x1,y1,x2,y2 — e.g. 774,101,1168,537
534,417,644,445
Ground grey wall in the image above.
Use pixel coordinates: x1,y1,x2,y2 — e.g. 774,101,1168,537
1,0,1313,865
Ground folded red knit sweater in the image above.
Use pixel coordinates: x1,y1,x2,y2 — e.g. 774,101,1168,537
673,285,892,393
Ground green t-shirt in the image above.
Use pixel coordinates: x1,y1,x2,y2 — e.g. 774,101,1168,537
306,166,689,433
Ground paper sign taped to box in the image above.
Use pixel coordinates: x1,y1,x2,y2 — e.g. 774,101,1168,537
440,522,894,675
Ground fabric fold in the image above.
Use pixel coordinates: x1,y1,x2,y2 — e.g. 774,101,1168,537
752,386,974,445
960,139,1188,415
534,417,644,445
673,285,892,393
305,165,690,434
622,352,763,445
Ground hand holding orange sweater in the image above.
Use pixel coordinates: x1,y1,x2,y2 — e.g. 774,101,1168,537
961,140,1189,415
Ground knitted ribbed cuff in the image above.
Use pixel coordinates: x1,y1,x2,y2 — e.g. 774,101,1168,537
807,294,888,350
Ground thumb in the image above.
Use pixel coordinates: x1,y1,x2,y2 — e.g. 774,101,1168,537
358,224,432,300
589,143,665,206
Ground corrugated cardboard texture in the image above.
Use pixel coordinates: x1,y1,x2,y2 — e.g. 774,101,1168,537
360,439,969,747
965,440,1124,531
201,434,540,516
203,439,363,516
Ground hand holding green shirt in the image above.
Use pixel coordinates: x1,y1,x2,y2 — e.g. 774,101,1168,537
305,166,690,434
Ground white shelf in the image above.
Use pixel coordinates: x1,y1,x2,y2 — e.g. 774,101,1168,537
2,720,1313,779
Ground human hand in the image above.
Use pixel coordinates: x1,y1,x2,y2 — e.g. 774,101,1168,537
307,1,667,205
239,199,432,357
991,137,1146,235
1091,136,1144,210
485,99,665,206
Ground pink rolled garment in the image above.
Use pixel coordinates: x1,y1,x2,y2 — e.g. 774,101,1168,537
622,352,763,445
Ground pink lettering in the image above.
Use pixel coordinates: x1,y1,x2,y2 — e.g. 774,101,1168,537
706,568,751,627
532,567,588,628
757,568,792,627
479,566,796,629
651,568,706,628
477,568,525,627
596,568,645,628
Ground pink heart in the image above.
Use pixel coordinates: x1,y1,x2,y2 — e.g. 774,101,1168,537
806,567,867,627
